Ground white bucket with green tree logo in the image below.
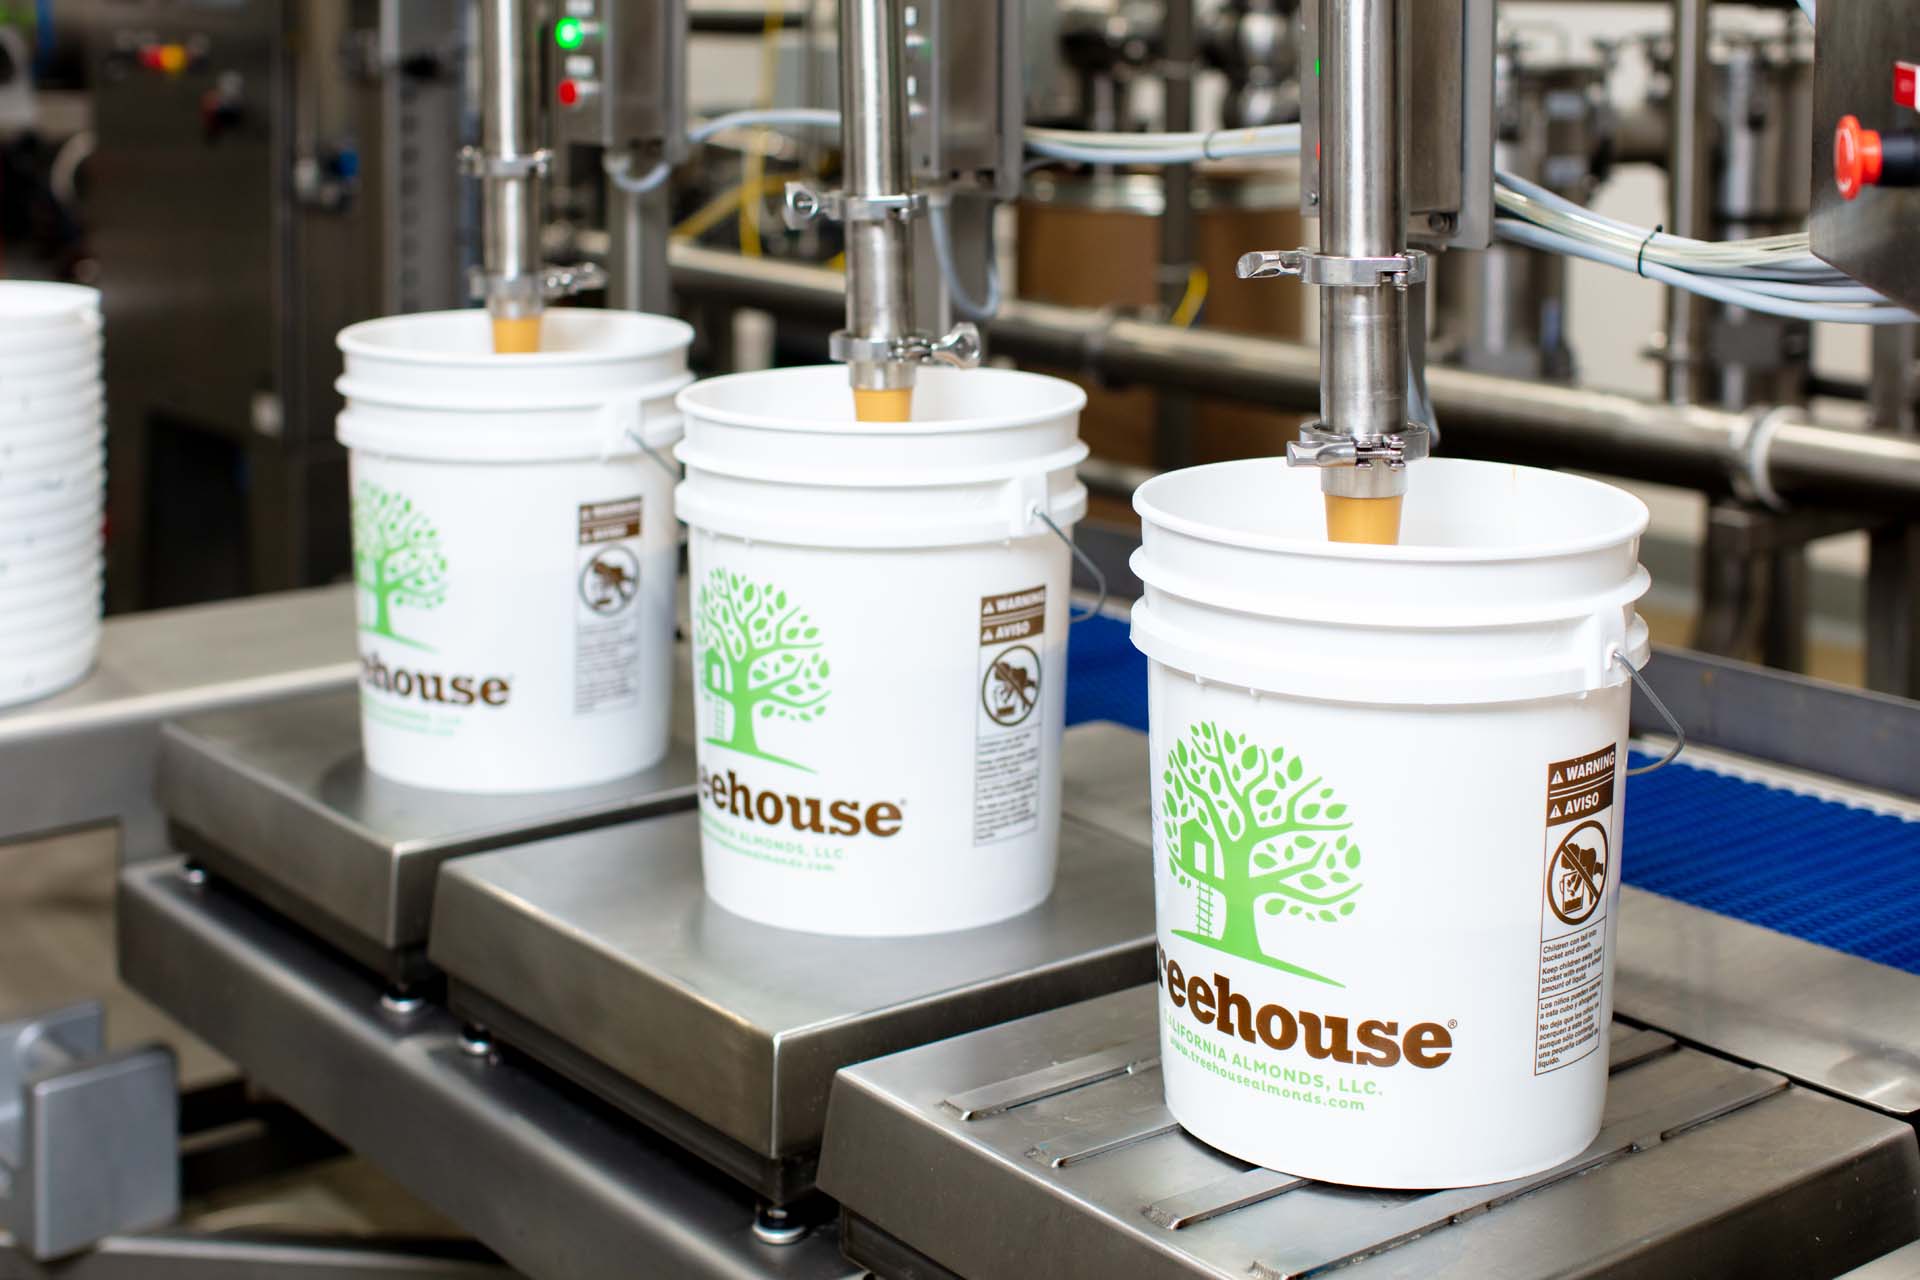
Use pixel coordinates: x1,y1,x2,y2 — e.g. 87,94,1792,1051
335,309,692,793
1132,456,1653,1188
675,365,1088,936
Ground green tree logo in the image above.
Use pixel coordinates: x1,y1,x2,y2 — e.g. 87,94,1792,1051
696,568,829,771
351,482,448,650
1161,721,1363,988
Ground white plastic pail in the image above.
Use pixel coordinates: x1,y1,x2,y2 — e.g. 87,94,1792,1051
336,308,693,793
0,563,101,611
0,378,98,422
0,312,99,356
0,391,99,429
0,282,98,331
0,535,99,589
0,432,104,476
0,337,102,379
675,365,1088,936
0,632,97,708
1132,456,1651,1189
1,485,101,526
0,503,99,548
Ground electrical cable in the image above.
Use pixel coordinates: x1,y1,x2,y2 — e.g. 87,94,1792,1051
1496,218,1920,325
687,108,841,147
928,198,1002,320
606,110,837,197
1169,267,1208,327
603,153,672,194
650,110,1908,323
1024,123,1304,166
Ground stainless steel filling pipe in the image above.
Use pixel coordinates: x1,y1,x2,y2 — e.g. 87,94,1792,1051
1318,0,1408,500
478,0,543,324
839,0,915,393
668,244,1920,510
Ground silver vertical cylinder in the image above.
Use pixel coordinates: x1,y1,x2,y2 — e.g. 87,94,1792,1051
1664,0,1713,404
1317,0,1406,497
480,0,541,321
840,0,915,392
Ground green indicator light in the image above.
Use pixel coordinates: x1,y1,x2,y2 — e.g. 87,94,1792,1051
1313,56,1320,76
555,17,585,49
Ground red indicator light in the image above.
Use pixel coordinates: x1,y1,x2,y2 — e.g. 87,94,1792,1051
1897,62,1920,111
138,45,165,71
557,78,580,107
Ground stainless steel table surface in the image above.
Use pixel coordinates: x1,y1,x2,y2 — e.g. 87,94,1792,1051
428,737,1158,1201
161,689,698,984
821,985,1920,1280
0,585,357,853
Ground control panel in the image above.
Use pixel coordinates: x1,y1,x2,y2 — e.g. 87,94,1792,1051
903,0,1025,200
546,0,685,164
1810,8,1920,309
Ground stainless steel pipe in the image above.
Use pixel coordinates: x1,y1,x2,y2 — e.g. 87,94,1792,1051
1664,0,1714,404
839,0,915,393
479,0,542,322
1319,0,1407,448
668,244,1920,509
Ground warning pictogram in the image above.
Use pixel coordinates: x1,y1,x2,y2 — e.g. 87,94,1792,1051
1533,744,1619,1076
1548,820,1609,926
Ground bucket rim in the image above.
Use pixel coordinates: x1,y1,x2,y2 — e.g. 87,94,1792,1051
337,308,696,368
0,282,101,326
676,365,1089,436
1134,457,1651,564
334,368,693,414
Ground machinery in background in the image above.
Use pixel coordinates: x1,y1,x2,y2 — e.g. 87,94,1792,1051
1812,1,1920,697
89,0,472,613
1432,34,1613,381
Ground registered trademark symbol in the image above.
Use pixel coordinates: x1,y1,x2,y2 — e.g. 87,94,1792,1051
1448,1020,1458,1029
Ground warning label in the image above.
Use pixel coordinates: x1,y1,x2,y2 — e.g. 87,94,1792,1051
974,586,1046,844
1533,745,1617,1075
574,497,644,715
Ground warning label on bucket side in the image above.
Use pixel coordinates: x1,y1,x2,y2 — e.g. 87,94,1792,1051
1533,745,1616,1075
574,497,644,715
974,586,1046,844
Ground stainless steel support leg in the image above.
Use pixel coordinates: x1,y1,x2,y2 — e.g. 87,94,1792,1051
609,181,672,316
1663,0,1713,405
1156,0,1197,473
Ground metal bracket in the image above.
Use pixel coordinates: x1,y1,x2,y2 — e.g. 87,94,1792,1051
0,1003,178,1260
1235,248,1429,289
468,262,609,305
829,323,983,370
542,261,610,299
783,182,927,229
1285,422,1433,471
458,146,552,180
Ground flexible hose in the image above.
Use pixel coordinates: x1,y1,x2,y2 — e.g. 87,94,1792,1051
928,198,1002,321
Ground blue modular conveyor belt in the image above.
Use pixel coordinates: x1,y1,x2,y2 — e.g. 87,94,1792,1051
1064,613,1920,977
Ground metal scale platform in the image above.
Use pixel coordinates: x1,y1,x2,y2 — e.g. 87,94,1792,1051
820,986,1920,1280
159,689,698,990
128,645,1920,1277
153,684,1160,1208
429,723,1159,1206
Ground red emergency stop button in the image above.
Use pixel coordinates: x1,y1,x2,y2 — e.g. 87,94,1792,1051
1836,115,1883,200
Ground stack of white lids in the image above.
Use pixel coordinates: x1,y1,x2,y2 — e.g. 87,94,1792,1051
0,283,104,709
